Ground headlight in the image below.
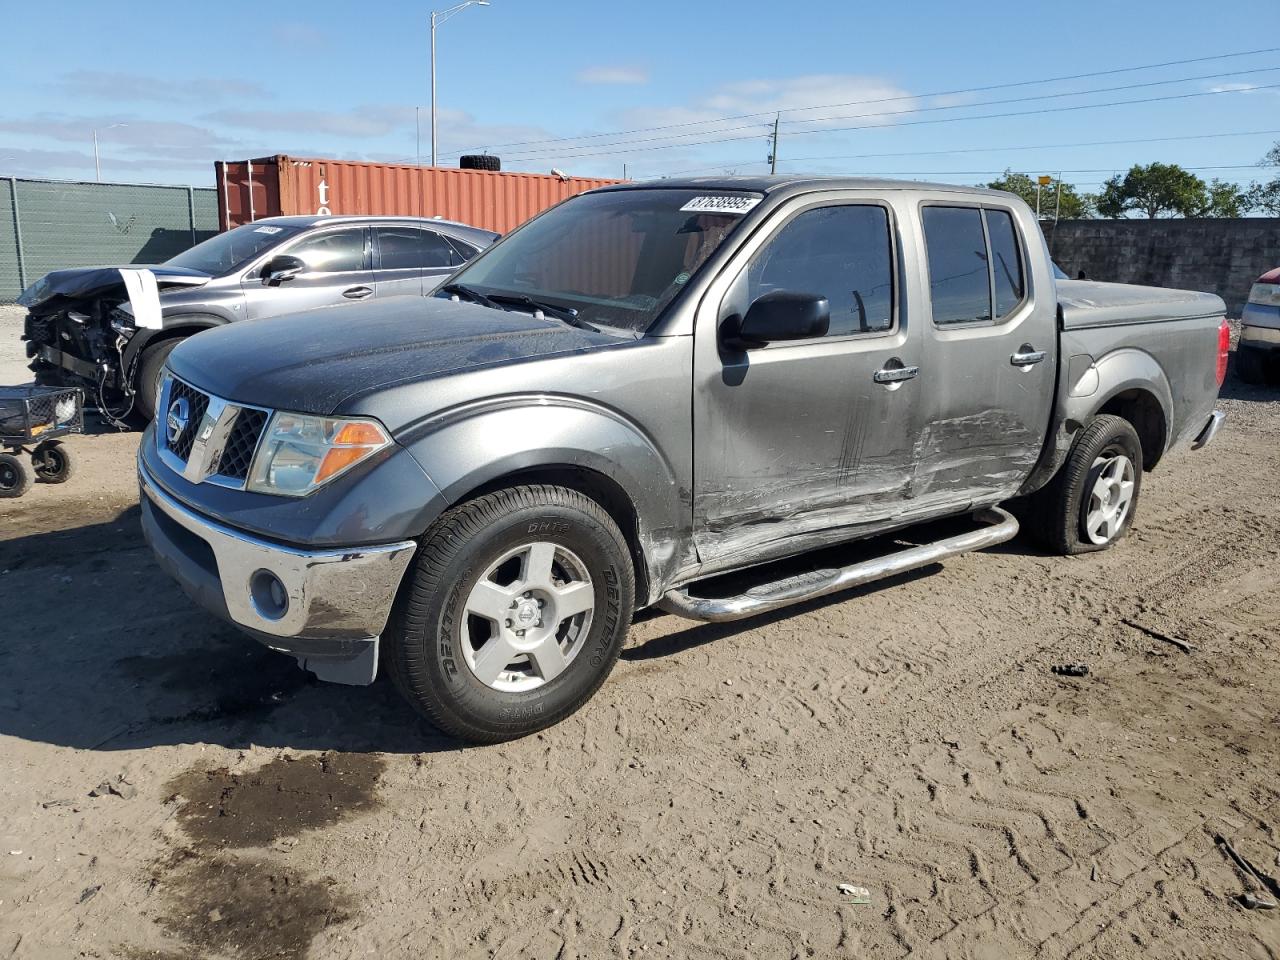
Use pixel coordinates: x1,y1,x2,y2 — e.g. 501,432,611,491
246,412,391,497
1248,283,1279,305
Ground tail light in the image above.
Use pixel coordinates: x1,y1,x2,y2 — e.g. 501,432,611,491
1216,318,1230,386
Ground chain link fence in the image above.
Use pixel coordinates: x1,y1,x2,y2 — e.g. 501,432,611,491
1,177,218,302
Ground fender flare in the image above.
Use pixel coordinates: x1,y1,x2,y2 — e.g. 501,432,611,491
398,394,691,604
1021,347,1173,494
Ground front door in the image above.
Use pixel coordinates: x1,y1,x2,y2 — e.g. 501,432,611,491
241,225,372,320
692,196,922,571
912,201,1057,507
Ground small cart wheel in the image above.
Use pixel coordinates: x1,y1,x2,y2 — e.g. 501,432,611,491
0,453,32,499
32,440,74,484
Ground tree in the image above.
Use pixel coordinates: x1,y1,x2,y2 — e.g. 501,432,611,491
985,171,1094,219
1245,142,1280,216
1201,179,1250,218
1095,162,1208,218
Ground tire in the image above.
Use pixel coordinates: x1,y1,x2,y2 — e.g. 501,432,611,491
1235,346,1266,385
1023,414,1143,556
385,484,634,743
135,339,183,422
0,453,32,499
459,153,501,172
31,440,74,484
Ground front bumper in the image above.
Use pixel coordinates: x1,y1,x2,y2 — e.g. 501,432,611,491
139,455,416,684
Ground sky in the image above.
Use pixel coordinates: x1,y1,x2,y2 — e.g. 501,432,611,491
3,0,1279,196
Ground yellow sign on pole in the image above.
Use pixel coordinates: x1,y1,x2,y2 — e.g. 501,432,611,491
1037,175,1053,185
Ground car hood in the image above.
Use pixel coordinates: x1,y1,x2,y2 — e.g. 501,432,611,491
167,296,623,416
17,264,211,311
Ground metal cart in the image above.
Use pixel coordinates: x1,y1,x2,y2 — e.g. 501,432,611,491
0,386,83,498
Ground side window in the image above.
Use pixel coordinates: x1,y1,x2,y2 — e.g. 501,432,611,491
746,204,894,336
922,207,991,325
985,209,1025,317
444,236,479,265
286,228,366,273
376,227,455,270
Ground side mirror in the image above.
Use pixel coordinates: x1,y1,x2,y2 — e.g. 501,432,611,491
727,290,830,348
262,254,305,283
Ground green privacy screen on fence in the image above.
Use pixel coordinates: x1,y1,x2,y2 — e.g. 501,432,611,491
0,177,219,302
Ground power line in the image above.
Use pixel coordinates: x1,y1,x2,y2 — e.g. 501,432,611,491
488,82,1280,163
494,65,1280,161
441,45,1280,158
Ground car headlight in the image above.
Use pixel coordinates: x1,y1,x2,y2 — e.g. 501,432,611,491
246,412,392,497
1248,283,1279,305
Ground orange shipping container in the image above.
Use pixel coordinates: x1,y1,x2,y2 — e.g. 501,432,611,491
214,156,622,235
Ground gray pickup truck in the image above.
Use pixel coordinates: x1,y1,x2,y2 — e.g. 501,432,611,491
138,177,1228,742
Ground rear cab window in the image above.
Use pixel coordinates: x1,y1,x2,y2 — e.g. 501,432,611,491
922,204,1027,326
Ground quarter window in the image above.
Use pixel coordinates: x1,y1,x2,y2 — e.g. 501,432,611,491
747,204,894,336
376,227,457,270
287,228,366,273
985,209,1025,317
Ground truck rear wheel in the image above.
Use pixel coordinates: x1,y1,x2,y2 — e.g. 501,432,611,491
385,484,635,743
1024,414,1143,556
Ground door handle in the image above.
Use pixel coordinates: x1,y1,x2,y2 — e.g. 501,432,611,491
1011,349,1046,366
343,286,374,300
873,364,919,384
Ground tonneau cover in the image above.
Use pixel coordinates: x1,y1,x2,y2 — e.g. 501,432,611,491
1057,279,1225,330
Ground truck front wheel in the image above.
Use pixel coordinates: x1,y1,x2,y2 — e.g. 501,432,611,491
1025,414,1144,556
384,484,635,743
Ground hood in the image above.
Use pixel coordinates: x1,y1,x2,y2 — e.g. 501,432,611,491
18,265,211,311
1056,279,1226,330
167,296,622,416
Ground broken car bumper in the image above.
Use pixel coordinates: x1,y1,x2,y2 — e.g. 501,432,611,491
138,454,416,685
1191,409,1225,450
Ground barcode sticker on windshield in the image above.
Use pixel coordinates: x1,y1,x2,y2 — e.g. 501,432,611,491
680,196,761,216
253,225,283,234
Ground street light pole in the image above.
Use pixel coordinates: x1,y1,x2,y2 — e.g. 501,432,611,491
92,123,127,182
430,1,490,167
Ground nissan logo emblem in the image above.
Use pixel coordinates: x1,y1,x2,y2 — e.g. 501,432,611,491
166,396,190,445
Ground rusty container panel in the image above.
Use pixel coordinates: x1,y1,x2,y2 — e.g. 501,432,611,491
216,156,622,234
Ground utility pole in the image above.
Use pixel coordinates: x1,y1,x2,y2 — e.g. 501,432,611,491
430,2,490,167
768,112,780,174
1054,172,1063,222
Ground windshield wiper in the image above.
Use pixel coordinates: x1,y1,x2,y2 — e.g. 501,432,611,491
486,292,600,332
440,282,502,311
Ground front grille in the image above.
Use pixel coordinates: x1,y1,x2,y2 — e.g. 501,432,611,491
217,408,268,481
166,379,210,462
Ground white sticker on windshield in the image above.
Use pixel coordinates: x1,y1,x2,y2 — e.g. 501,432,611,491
679,196,761,216
253,225,283,234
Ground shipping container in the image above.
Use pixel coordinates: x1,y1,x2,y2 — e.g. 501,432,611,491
214,156,622,235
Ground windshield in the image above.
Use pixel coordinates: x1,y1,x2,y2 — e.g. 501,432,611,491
443,188,760,333
164,222,304,276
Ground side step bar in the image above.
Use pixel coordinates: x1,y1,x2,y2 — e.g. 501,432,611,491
658,507,1020,623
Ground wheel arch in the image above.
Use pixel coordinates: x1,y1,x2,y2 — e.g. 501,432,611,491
398,398,693,607
1074,349,1173,471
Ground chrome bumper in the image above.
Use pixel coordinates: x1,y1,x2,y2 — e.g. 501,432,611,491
138,456,416,684
1192,409,1225,450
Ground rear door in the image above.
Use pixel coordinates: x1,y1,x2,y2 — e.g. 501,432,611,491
240,225,372,320
373,225,464,298
911,199,1057,507
692,193,923,570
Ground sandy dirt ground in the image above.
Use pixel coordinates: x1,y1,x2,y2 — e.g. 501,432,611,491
1,308,1278,959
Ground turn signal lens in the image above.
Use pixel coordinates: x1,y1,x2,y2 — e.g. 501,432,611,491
1216,318,1230,387
247,412,392,497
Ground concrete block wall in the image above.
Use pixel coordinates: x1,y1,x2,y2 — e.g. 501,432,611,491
1041,218,1280,316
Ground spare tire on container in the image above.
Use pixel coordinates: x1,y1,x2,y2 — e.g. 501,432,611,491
459,154,501,172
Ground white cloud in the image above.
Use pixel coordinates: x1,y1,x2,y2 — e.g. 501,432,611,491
577,65,649,86
54,71,271,104
1208,82,1280,96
